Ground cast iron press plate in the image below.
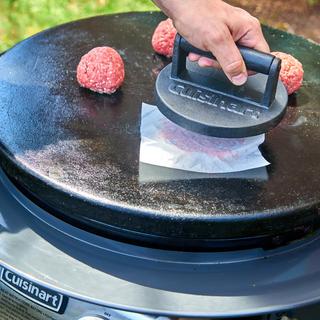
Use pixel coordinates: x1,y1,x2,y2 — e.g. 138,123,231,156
0,12,319,250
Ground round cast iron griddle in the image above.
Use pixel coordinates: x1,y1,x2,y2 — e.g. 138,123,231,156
0,12,319,250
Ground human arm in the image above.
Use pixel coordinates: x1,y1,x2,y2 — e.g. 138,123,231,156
153,0,270,85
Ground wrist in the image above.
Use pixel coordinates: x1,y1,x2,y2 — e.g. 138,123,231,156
153,0,191,21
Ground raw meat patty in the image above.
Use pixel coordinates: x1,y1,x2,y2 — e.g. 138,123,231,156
272,51,304,94
77,47,125,94
152,18,177,58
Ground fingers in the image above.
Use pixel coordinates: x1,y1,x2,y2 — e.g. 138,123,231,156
186,14,269,85
198,57,220,68
253,34,270,53
188,53,221,68
236,17,270,53
188,53,201,61
207,26,247,85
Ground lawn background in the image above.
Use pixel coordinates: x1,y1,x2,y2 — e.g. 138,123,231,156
0,0,158,52
0,0,319,53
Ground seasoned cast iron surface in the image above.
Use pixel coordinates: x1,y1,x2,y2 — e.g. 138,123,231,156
0,12,319,245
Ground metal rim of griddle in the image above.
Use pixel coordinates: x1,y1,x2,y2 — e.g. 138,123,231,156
2,167,320,318
0,12,319,251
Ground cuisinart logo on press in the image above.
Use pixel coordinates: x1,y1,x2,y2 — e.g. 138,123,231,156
0,267,68,314
168,83,261,120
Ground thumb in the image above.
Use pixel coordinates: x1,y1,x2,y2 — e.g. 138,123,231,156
208,28,247,85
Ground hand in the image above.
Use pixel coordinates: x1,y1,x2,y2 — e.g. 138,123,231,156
154,0,270,86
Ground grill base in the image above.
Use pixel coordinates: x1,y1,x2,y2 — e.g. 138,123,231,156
1,168,320,318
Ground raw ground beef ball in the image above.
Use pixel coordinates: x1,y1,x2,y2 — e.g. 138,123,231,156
77,47,125,94
272,51,304,95
152,18,177,58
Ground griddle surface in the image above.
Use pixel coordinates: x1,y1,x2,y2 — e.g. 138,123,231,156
0,12,319,247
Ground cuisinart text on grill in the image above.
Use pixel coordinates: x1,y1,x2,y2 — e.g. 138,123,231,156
1,268,62,309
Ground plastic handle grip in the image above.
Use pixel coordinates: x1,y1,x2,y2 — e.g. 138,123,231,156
179,36,275,74
171,34,282,108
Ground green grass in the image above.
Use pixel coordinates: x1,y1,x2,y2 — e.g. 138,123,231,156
0,0,158,52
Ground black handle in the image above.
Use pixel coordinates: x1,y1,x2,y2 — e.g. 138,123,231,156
171,34,281,108
179,37,275,75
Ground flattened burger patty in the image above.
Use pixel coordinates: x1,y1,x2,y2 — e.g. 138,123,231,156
272,51,304,95
77,47,125,94
152,18,177,58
